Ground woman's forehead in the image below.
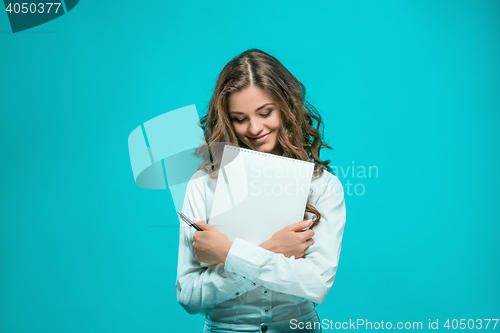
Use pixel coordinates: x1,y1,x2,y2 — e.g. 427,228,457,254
228,86,274,113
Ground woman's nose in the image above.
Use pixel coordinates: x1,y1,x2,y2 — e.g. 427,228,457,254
248,118,264,135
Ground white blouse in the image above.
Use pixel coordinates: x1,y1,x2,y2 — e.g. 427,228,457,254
176,167,346,324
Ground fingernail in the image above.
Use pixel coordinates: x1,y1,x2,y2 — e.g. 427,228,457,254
193,218,200,222
306,219,313,224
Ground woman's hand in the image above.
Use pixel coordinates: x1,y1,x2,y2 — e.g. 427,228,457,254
259,220,315,258
192,218,232,266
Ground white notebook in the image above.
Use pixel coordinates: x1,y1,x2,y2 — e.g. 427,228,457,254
208,145,315,244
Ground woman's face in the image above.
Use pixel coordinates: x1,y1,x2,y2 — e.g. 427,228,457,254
228,85,283,156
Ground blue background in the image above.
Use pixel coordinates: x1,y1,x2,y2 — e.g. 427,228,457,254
1,0,499,332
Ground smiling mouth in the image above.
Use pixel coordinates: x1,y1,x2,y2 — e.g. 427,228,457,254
248,131,272,143
249,132,270,139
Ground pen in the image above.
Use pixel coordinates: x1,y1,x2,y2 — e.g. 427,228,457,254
177,211,203,231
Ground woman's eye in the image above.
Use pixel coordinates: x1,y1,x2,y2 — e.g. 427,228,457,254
233,110,272,123
261,110,273,117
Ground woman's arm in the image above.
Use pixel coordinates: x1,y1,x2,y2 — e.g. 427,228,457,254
175,172,258,314
223,173,346,304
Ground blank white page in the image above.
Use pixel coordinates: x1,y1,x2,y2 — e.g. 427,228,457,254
209,145,314,244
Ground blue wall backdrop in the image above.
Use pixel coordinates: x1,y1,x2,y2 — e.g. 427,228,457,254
1,1,499,332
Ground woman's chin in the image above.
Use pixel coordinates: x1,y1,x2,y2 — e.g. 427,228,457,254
254,144,283,156
251,144,272,153
241,137,281,155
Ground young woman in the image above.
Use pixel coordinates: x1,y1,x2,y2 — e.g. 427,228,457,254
176,49,346,333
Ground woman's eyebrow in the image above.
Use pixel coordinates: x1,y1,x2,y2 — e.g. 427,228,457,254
230,103,274,114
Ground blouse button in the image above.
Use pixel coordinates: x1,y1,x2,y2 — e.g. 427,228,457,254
264,309,269,314
235,292,240,296
252,283,256,286
260,323,268,332
264,290,268,295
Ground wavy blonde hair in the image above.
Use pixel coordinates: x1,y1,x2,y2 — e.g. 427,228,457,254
195,49,333,228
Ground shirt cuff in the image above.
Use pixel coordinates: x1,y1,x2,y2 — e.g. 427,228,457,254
224,237,272,281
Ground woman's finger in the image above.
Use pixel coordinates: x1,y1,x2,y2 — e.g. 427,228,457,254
193,219,211,231
286,219,313,232
301,229,315,239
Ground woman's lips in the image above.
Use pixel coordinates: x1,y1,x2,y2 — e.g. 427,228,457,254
248,131,271,144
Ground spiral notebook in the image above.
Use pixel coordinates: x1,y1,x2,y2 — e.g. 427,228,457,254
208,145,315,245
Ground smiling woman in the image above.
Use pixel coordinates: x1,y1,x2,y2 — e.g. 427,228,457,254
228,87,283,156
176,49,346,333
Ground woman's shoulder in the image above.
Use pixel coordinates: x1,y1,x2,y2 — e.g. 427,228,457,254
312,168,341,185
310,169,344,198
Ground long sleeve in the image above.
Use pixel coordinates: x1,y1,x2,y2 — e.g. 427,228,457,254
223,171,346,304
176,171,258,314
